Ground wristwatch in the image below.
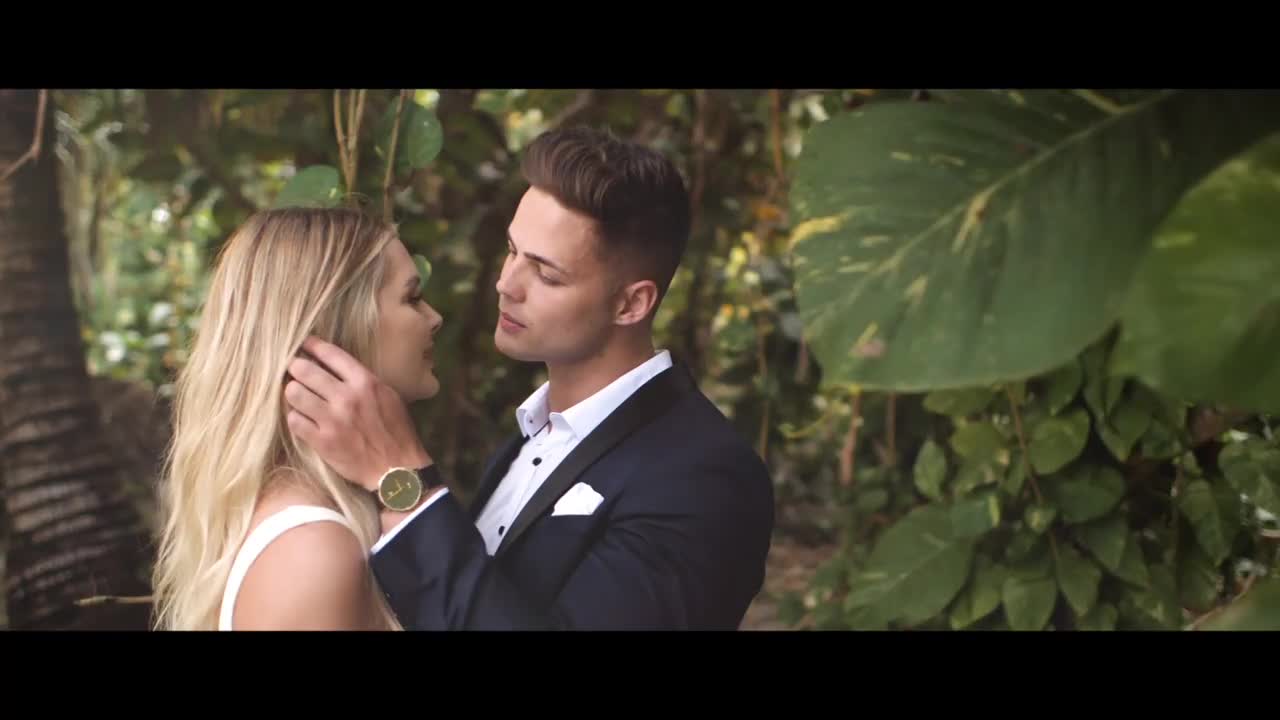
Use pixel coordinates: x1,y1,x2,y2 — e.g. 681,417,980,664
375,464,445,512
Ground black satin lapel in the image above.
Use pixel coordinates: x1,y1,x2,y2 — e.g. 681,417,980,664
494,365,694,556
467,432,525,520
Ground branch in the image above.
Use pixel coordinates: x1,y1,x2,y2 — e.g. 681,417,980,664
885,393,897,466
76,594,153,607
1006,387,1060,569
549,89,596,129
1007,387,1044,504
0,89,48,183
840,390,863,487
1187,572,1259,631
382,90,408,220
769,89,785,180
334,90,349,186
1190,406,1252,445
181,139,257,215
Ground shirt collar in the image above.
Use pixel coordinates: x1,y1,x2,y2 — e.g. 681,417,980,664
514,350,674,440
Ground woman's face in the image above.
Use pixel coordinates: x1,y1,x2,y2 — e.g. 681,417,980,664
373,238,444,402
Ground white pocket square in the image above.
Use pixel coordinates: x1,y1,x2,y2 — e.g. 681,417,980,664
552,482,604,516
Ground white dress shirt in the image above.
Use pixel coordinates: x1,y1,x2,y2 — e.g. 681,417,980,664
372,350,673,556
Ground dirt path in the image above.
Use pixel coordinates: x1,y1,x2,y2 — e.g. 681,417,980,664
740,534,839,630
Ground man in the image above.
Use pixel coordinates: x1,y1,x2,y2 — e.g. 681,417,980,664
285,126,774,630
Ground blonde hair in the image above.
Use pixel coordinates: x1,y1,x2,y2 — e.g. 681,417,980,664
152,207,404,630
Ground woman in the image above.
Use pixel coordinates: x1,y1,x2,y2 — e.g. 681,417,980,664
151,207,444,630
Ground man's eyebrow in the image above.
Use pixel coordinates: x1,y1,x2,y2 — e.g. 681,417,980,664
507,230,569,275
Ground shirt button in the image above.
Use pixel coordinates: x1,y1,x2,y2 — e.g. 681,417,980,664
533,457,542,466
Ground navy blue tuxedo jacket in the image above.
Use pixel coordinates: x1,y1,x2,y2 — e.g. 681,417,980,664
369,363,774,630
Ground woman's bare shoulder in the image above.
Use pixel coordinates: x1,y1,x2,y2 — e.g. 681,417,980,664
233,485,376,630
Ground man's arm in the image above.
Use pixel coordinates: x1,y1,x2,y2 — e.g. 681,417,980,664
371,485,449,553
369,453,774,631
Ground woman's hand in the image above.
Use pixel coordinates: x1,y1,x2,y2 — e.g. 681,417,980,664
284,336,432,492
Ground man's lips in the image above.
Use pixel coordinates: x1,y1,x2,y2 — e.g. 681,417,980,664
500,311,526,328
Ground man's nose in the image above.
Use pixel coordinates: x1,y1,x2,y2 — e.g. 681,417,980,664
496,259,522,301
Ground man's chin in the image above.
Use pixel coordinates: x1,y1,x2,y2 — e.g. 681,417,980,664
493,333,539,362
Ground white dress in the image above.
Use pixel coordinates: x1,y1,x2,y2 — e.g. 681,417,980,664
217,505,354,631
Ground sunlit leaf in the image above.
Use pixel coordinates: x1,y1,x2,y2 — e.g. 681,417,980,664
413,253,433,292
273,165,342,208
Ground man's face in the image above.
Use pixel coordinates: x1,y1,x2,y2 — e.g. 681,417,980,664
494,187,620,366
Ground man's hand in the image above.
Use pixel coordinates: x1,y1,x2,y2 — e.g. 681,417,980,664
284,336,432,492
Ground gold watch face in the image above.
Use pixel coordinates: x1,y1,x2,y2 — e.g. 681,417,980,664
378,468,423,511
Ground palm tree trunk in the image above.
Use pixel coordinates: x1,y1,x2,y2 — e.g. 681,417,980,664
0,89,152,630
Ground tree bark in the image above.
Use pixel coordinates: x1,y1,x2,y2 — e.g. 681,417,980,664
0,89,152,630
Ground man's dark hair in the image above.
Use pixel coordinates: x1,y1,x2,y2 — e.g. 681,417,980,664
520,126,691,305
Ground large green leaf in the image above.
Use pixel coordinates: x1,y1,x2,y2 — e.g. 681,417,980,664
1110,132,1280,413
923,387,995,416
844,505,976,625
788,89,1280,392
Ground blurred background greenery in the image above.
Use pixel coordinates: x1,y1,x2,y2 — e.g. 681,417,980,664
1,88,866,629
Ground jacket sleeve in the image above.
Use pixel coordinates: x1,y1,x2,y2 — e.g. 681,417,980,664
368,452,774,631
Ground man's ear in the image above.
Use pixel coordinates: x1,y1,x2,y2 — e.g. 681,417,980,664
614,279,659,327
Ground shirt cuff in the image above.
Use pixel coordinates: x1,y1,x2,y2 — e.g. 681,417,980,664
370,487,450,555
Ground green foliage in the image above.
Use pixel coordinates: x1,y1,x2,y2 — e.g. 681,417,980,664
1110,133,1280,414
273,165,342,208
788,89,1280,393
783,89,1280,631
376,102,444,177
44,88,1280,631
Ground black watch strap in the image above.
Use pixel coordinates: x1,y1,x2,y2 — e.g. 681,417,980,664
416,463,445,490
